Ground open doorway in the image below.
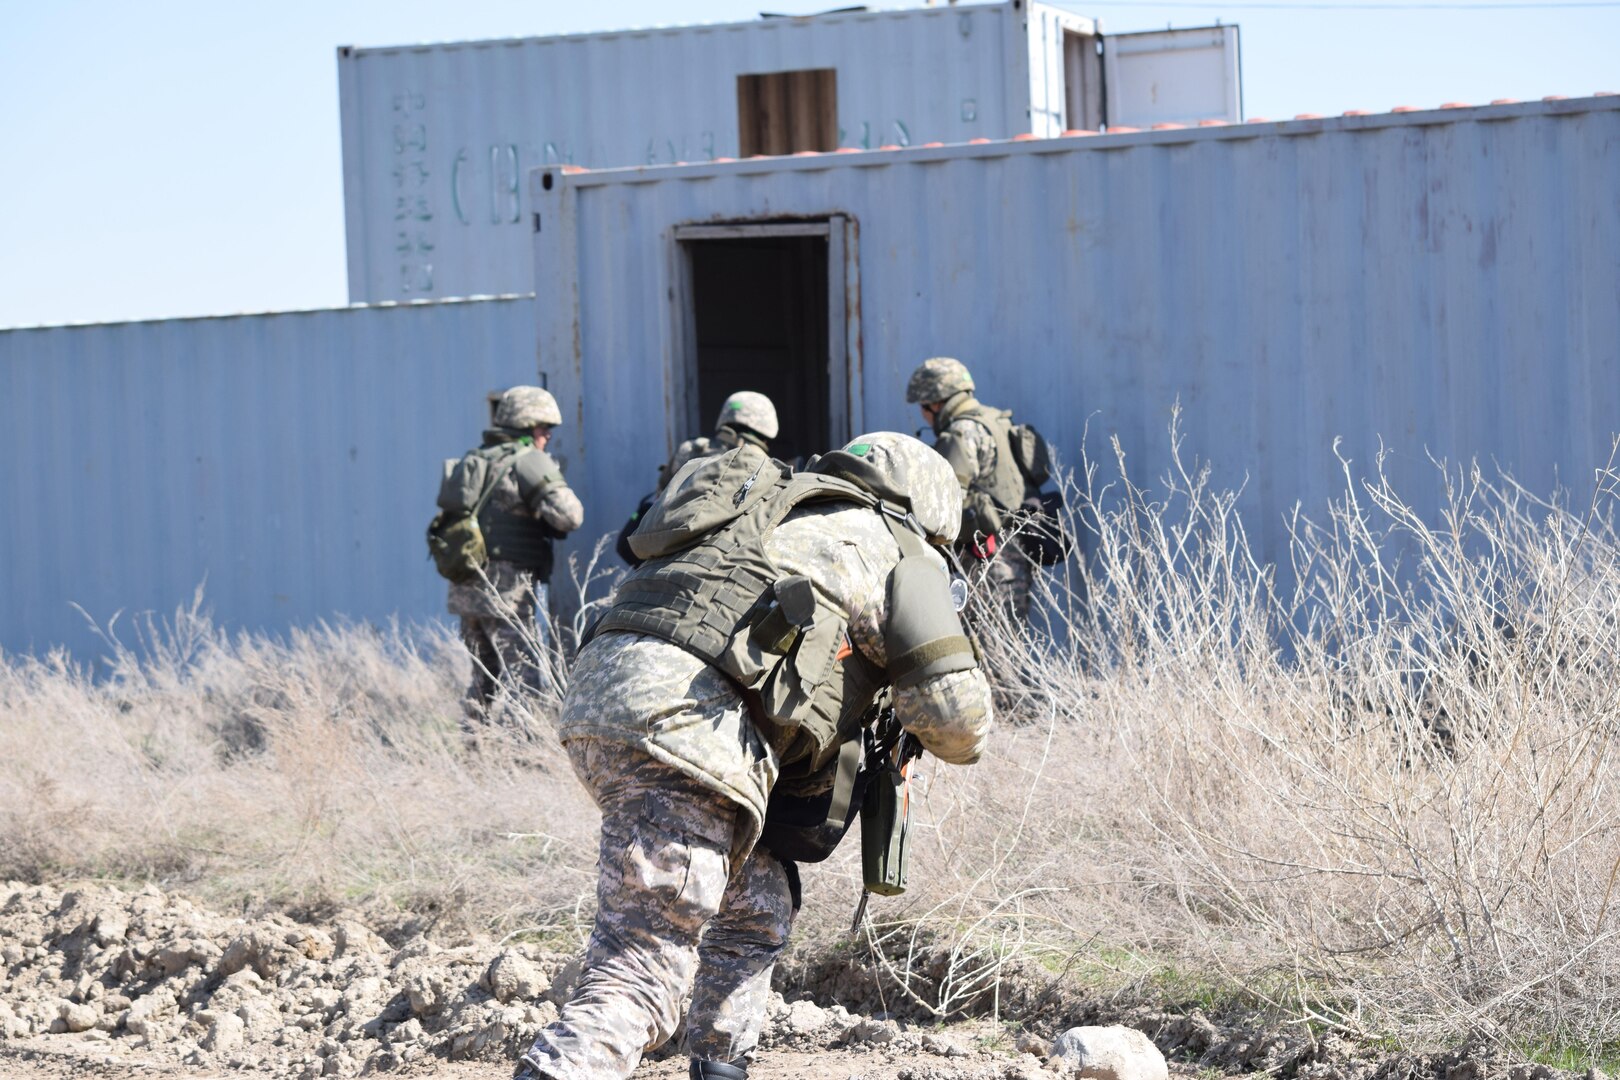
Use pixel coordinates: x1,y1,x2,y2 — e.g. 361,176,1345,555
674,220,854,465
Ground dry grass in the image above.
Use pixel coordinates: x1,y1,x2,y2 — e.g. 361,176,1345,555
4,429,1620,1055
0,598,600,941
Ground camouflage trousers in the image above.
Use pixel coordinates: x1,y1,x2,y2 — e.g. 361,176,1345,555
521,740,797,1080
459,615,534,725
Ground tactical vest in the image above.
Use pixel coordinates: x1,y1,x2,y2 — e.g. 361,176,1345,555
476,442,564,580
591,456,929,770
937,397,1031,538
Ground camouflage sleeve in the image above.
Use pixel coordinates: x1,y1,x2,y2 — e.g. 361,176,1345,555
539,483,585,533
895,667,993,765
767,506,898,669
512,450,584,533
936,419,997,489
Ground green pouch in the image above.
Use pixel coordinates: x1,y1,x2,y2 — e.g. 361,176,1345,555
426,510,489,584
426,451,518,584
860,761,910,896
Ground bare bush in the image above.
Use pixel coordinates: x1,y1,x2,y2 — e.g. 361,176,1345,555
0,593,600,941
4,438,1619,1055
837,418,1620,1056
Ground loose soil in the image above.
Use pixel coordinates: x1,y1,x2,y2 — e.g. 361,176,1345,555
0,882,1578,1080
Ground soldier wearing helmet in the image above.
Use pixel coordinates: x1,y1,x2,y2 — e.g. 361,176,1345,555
616,390,783,567
517,432,993,1080
444,385,584,725
906,357,1035,622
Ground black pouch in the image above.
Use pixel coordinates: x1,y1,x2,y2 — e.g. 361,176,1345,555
759,737,871,864
1015,489,1073,567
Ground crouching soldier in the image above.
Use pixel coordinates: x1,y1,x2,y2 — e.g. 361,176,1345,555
517,432,994,1080
616,390,780,567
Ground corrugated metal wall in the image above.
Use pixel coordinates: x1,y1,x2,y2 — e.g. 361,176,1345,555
0,297,535,659
534,98,1620,593
339,2,1046,303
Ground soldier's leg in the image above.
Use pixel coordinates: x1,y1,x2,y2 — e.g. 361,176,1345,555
458,616,501,724
685,850,799,1065
521,741,739,1080
488,583,544,700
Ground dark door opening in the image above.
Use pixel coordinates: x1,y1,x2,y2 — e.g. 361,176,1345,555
686,234,830,466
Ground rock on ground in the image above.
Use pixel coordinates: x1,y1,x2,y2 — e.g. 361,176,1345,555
1051,1025,1169,1080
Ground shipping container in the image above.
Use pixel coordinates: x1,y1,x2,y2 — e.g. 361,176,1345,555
0,296,534,659
339,1,1240,302
530,96,1620,596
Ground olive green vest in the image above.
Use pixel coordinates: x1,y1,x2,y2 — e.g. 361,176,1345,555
475,441,565,579
936,396,1030,540
592,467,924,770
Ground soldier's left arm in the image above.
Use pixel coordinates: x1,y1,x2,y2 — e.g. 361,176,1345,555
538,485,585,533
845,540,993,765
516,451,585,533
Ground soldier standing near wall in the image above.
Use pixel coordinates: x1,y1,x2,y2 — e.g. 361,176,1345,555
617,390,781,567
517,432,993,1080
444,386,584,725
905,357,1035,623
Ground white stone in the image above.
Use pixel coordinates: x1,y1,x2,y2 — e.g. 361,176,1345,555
57,1000,99,1033
1050,1026,1167,1080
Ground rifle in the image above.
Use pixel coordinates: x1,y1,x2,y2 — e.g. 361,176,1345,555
850,698,923,932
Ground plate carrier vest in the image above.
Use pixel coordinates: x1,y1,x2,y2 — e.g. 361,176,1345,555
588,448,939,772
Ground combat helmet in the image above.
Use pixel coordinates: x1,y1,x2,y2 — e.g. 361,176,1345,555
494,386,562,430
904,357,974,405
811,431,963,545
715,390,779,440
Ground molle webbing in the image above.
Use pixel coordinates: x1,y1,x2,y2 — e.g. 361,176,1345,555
889,635,974,685
952,400,1028,515
482,512,555,577
592,471,882,662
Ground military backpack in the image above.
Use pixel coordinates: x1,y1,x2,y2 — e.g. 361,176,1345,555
425,445,522,584
1006,421,1072,566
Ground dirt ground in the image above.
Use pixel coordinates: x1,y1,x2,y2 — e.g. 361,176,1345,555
0,881,1573,1080
0,1018,1116,1080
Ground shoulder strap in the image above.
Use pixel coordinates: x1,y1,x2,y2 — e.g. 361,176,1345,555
470,451,521,517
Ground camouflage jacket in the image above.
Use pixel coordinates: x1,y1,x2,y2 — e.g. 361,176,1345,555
561,500,993,855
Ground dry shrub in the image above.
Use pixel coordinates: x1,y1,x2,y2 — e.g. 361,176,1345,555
4,440,1619,1054
818,417,1620,1055
0,592,600,940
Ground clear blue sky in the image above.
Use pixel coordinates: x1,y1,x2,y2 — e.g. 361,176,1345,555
2,0,1615,328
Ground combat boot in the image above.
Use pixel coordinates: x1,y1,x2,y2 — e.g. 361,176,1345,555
690,1060,748,1080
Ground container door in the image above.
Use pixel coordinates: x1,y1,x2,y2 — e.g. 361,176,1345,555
671,219,856,464
1102,25,1241,128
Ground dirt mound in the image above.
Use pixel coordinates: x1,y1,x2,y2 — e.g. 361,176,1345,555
0,882,1584,1080
0,882,1035,1077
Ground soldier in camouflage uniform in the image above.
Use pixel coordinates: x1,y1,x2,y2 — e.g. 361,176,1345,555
617,391,780,568
446,386,584,723
906,357,1035,623
518,432,993,1080
663,391,779,489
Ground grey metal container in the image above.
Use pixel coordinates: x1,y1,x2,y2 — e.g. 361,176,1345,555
0,296,534,658
338,2,1239,303
530,96,1620,593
